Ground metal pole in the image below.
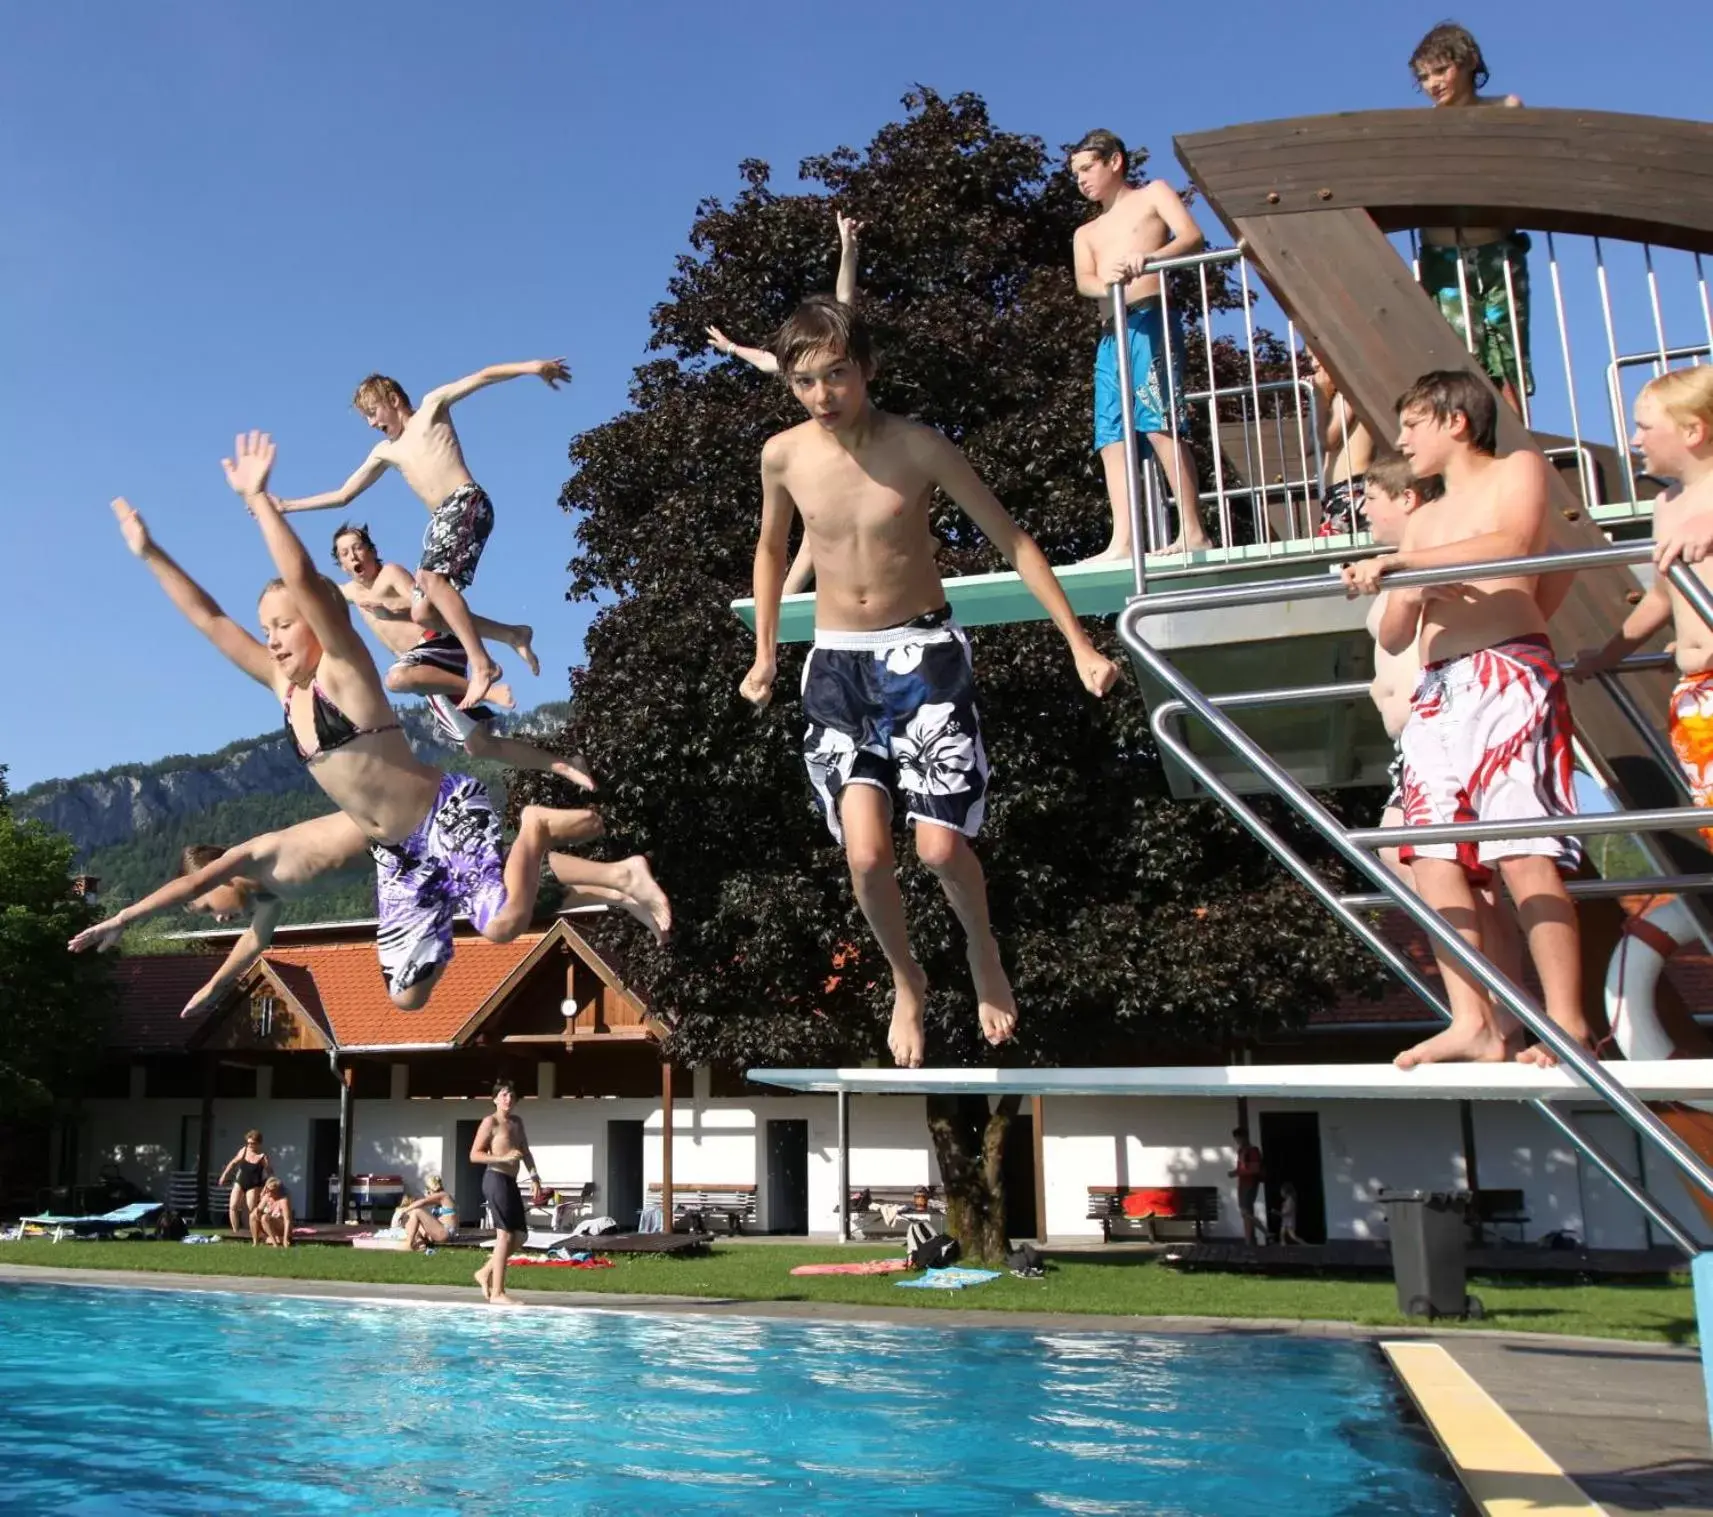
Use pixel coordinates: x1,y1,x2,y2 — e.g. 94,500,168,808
661,1060,674,1234
335,1062,352,1226
1340,873,1713,910
1346,806,1713,851
1667,562,1713,636
1150,711,1701,1255
1108,279,1149,599
837,1088,850,1244
1121,604,1713,1206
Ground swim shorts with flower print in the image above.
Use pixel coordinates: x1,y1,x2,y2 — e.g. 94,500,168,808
1668,669,1713,848
417,481,494,591
801,607,989,843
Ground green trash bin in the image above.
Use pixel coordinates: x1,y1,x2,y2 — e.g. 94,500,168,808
1379,1189,1483,1321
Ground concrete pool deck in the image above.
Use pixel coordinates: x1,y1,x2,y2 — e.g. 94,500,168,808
4,1263,1709,1513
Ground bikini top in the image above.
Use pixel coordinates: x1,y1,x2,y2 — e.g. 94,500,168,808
284,682,401,764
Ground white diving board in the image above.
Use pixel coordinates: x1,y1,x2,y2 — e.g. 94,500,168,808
746,1060,1713,1103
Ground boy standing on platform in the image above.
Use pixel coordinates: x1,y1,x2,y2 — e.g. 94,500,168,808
1069,129,1210,561
1343,371,1588,1066
740,297,1119,1067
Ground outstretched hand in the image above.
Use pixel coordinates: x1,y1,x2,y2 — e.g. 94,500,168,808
111,497,152,557
180,978,221,1020
67,917,127,955
534,358,572,389
706,325,737,357
221,430,277,498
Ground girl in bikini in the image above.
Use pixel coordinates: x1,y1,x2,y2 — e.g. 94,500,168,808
253,1177,293,1247
216,1130,272,1237
111,433,671,1009
398,1175,457,1251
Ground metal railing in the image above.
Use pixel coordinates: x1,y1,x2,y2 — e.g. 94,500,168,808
1119,540,1713,1244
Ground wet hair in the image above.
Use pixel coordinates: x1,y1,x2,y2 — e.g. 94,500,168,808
1395,369,1498,456
330,521,376,567
772,295,874,376
245,1129,263,1145
1641,367,1713,433
1071,128,1128,168
180,844,226,876
352,373,411,415
1363,454,1444,503
1410,21,1490,90
493,1079,516,1099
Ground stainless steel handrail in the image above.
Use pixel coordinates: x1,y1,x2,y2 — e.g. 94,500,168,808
1148,705,1701,1255
1347,807,1712,850
1340,873,1713,910
1122,599,1713,1207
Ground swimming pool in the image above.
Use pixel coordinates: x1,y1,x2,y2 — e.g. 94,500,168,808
0,1281,1459,1514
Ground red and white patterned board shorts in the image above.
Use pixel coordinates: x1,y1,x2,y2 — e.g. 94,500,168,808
1397,633,1581,879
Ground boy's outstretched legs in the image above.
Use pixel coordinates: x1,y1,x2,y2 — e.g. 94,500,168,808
387,659,514,711
912,822,1018,1048
463,726,596,791
544,851,672,944
484,804,671,944
839,787,928,1068
414,568,501,709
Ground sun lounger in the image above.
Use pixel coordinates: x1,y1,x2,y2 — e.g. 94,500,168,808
19,1201,164,1239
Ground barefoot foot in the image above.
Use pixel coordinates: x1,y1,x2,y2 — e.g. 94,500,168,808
1394,1018,1514,1069
1076,543,1134,566
617,856,672,944
970,947,1018,1047
474,1266,492,1300
508,625,540,678
484,682,516,711
461,660,502,711
1516,1031,1596,1068
488,1291,520,1308
889,969,928,1068
553,754,598,791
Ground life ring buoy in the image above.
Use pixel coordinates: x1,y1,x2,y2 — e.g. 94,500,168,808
1606,895,1699,1061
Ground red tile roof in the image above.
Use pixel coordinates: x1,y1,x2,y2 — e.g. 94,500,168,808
110,955,233,1052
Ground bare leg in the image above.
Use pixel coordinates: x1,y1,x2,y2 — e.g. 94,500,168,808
839,787,928,1068
546,852,672,943
487,1229,521,1306
386,659,514,712
414,570,500,709
475,616,537,677
481,804,609,942
1499,855,1590,1067
229,1184,245,1237
1145,431,1209,552
464,726,595,790
1088,441,1137,562
1394,857,1512,1067
912,821,1016,1048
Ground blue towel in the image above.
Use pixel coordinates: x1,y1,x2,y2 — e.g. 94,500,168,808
896,1267,1002,1291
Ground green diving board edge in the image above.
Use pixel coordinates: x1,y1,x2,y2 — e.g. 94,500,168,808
729,502,1657,642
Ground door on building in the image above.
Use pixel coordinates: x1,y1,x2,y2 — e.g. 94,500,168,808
765,1119,809,1234
1002,1111,1040,1242
1259,1111,1326,1243
308,1119,342,1223
607,1119,645,1229
453,1119,485,1228
1574,1110,1650,1249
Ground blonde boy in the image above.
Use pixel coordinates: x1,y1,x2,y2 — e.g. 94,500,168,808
1574,368,1713,842
1343,371,1588,1066
277,358,571,710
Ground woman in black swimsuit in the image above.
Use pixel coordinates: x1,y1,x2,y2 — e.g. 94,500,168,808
217,1129,272,1236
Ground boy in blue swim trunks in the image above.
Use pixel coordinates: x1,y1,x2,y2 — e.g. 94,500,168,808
275,356,572,712
740,297,1120,1067
1070,129,1210,560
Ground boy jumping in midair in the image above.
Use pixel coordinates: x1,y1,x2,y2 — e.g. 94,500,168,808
276,357,572,710
741,298,1119,1067
1343,371,1588,1067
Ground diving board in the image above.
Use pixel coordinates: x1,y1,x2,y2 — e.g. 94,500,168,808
745,1060,1713,1103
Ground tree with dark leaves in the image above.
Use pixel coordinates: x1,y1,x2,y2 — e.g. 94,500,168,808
530,90,1383,1261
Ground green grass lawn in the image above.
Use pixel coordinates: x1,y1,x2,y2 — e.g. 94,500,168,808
0,1238,1696,1345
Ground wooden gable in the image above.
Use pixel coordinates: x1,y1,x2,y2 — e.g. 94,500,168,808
191,966,333,1054
454,919,660,1049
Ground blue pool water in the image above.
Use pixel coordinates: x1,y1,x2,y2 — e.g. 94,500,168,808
0,1282,1459,1515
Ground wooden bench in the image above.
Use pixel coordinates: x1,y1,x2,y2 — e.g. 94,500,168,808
1468,1188,1530,1245
646,1183,757,1235
845,1185,943,1239
1087,1185,1221,1242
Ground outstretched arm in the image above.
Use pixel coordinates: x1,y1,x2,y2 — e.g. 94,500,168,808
739,438,797,707
915,428,1119,697
835,213,864,307
179,896,284,1020
422,358,571,411
276,449,388,514
68,841,270,955
111,498,277,688
707,326,780,374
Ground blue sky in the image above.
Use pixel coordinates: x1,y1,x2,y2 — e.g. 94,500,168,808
3,2,1709,790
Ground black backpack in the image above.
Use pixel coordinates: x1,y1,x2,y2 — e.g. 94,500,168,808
906,1221,961,1271
1006,1243,1045,1278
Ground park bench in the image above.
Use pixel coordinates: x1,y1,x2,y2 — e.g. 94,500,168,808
646,1182,757,1235
1087,1185,1221,1242
844,1185,944,1239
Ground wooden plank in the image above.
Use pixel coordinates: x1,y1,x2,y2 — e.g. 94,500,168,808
1225,206,1684,830
1176,109,1713,253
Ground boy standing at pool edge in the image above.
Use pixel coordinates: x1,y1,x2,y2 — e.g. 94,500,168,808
275,357,572,710
740,297,1119,1068
1343,370,1588,1067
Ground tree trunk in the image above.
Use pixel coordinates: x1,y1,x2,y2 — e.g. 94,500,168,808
925,1092,1018,1265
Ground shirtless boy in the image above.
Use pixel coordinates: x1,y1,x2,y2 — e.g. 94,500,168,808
115,440,668,1007
1575,368,1713,842
330,522,596,790
1411,23,1531,412
276,357,572,710
1343,371,1587,1065
1069,128,1208,560
469,1080,541,1305
740,298,1119,1066
68,818,368,1017
1311,351,1374,538
1359,456,1527,1065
